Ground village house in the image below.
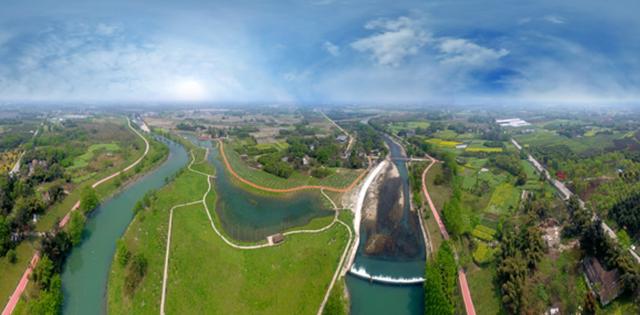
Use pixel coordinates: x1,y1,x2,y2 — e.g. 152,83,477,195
582,256,623,305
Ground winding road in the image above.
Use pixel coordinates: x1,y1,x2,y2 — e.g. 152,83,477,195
2,118,150,315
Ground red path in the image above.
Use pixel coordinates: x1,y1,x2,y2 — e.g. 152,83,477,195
218,140,367,193
421,155,476,315
2,119,148,315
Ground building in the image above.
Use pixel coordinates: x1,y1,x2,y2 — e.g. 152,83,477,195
270,233,284,244
496,118,531,127
583,257,623,305
336,135,348,143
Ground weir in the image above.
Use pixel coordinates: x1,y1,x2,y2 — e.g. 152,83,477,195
349,266,424,285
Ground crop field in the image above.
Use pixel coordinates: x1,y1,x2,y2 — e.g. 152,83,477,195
432,129,458,140
70,143,121,169
485,183,521,215
426,138,462,148
464,147,503,153
514,129,620,155
471,225,496,242
255,141,289,151
388,121,429,134
223,142,362,190
472,242,496,265
0,149,20,173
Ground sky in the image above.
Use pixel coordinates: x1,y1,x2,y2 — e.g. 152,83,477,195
1,0,639,106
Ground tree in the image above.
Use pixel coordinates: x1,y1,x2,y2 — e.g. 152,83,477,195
424,261,451,315
25,274,63,315
116,239,131,267
40,230,71,271
67,211,85,245
80,187,99,213
0,215,11,256
32,255,55,290
7,249,17,264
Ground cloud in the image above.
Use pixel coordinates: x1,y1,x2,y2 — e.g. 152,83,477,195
437,38,509,66
543,15,566,24
0,22,290,102
323,41,340,56
351,16,429,66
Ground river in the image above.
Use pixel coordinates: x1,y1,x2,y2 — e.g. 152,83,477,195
61,137,188,314
346,135,425,315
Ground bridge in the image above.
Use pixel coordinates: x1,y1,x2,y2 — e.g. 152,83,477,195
391,157,430,162
348,266,424,285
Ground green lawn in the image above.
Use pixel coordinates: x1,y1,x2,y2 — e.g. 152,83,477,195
70,143,121,169
223,142,362,190
466,265,503,315
108,149,351,314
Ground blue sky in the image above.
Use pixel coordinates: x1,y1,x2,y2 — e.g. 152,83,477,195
1,0,639,105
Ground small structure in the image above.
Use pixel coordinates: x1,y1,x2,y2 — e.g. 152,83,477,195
336,135,348,143
583,256,623,305
270,233,284,244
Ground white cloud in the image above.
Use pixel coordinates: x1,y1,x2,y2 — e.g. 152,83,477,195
0,23,291,102
351,16,429,66
323,41,340,56
437,38,509,66
543,15,566,24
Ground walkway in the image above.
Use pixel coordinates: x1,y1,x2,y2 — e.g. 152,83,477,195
217,139,367,193
160,148,355,315
2,118,150,315
421,154,476,315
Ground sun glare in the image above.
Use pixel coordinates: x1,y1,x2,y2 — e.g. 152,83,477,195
175,79,206,100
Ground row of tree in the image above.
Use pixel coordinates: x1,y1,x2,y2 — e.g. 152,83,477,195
424,242,458,315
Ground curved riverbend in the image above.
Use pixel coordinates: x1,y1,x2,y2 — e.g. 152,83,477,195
61,137,189,315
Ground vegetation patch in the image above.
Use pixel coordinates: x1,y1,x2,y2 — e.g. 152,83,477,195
471,225,496,242
472,242,496,265
485,183,520,215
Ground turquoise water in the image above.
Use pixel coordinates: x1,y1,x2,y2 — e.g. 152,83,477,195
187,136,333,242
61,137,188,315
347,135,425,315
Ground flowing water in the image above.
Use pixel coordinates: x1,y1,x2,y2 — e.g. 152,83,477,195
346,135,426,315
62,137,188,314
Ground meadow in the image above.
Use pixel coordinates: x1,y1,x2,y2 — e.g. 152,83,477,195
107,146,351,314
223,142,362,190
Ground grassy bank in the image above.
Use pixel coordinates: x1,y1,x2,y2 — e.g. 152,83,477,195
108,143,351,314
223,141,362,190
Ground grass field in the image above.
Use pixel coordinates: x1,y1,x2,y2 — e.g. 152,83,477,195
255,141,289,151
223,142,362,190
514,129,619,155
108,148,350,314
70,143,121,169
485,183,521,215
464,147,503,153
388,121,429,135
466,265,503,315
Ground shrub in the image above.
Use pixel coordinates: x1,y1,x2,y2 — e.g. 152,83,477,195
124,253,148,296
116,239,130,267
7,249,17,264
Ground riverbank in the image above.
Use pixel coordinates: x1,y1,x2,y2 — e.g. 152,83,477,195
2,118,167,315
108,137,352,314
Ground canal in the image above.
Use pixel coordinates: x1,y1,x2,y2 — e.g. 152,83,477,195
346,134,426,315
61,137,188,314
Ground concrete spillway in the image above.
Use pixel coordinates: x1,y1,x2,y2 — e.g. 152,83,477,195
349,266,424,285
